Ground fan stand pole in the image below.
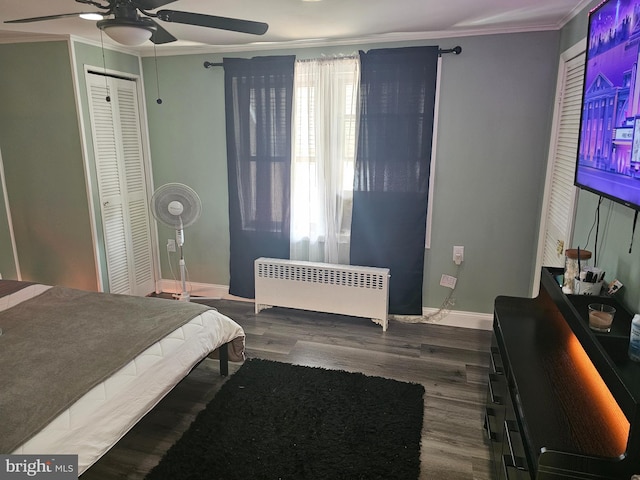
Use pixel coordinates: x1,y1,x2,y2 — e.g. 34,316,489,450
177,244,190,302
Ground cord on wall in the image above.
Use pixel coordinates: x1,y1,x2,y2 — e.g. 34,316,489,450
165,242,192,299
391,263,461,324
630,210,638,254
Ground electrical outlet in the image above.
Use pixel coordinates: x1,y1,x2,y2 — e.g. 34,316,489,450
453,246,464,265
167,239,176,252
440,274,457,289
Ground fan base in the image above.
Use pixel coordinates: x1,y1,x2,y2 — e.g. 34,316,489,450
172,292,191,302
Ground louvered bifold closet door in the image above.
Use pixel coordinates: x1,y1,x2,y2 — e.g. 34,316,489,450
116,82,154,294
541,51,584,267
86,73,154,296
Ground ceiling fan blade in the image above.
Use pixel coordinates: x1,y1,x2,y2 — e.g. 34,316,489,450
4,12,101,24
149,19,177,44
156,10,268,35
75,0,110,8
134,0,177,10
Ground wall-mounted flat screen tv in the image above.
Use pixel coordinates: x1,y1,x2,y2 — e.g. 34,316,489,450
575,0,640,211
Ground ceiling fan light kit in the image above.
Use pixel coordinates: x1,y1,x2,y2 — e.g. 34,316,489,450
98,18,155,45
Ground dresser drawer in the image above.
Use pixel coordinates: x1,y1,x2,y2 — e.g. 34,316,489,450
503,386,532,473
485,372,507,447
490,344,505,375
502,455,531,480
503,419,528,472
488,372,506,405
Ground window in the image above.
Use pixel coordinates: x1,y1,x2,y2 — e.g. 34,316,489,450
290,57,360,263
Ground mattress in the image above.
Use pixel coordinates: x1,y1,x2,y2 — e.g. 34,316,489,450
2,283,245,474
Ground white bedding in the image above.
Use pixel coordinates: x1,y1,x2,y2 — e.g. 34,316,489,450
0,283,52,312
5,285,244,474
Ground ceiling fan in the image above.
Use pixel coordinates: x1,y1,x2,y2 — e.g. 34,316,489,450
4,0,269,46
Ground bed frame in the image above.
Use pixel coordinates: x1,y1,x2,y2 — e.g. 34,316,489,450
0,280,244,474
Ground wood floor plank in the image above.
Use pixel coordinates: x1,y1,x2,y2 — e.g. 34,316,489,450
81,299,493,480
281,340,488,406
242,331,299,354
466,363,491,385
420,342,491,367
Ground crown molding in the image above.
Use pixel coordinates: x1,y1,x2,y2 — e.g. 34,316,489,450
137,23,564,57
0,0,594,60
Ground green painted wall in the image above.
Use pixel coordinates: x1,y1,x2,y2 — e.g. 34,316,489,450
142,30,560,314
0,39,149,291
425,31,560,312
0,41,96,288
0,30,572,314
142,53,230,285
560,1,640,315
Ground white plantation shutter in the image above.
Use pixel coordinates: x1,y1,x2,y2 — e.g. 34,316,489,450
117,83,154,290
539,45,585,269
87,73,154,295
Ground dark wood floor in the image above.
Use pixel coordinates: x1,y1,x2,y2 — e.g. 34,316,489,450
81,299,494,480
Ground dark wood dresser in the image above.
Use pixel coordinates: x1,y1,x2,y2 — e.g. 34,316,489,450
485,267,640,480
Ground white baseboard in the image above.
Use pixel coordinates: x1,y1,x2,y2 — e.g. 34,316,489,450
157,279,253,302
157,279,493,330
421,307,493,330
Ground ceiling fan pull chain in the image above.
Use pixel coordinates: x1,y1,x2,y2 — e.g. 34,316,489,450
154,43,163,105
99,29,110,103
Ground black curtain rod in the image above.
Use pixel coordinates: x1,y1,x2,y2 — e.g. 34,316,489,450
438,46,462,56
203,45,462,69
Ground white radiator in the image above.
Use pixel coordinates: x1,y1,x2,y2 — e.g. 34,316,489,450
254,258,390,331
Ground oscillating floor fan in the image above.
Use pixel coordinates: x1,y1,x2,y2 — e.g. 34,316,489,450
150,183,202,301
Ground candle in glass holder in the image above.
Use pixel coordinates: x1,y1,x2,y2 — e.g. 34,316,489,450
588,303,615,333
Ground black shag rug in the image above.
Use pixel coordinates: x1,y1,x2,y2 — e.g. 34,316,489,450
146,358,424,480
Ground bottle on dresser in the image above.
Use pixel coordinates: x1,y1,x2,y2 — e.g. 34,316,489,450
629,314,640,362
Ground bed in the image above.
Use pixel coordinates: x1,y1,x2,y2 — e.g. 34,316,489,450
0,280,245,474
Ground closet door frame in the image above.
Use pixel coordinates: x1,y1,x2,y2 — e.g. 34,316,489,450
533,39,586,295
0,147,20,280
82,64,159,295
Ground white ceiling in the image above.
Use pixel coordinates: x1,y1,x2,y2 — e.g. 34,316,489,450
0,0,592,55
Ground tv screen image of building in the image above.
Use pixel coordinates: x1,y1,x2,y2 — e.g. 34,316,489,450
575,0,640,211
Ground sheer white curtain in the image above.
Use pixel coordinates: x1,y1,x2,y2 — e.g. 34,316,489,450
290,56,360,264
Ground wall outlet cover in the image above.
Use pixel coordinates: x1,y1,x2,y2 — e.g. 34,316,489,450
440,274,457,289
453,246,464,264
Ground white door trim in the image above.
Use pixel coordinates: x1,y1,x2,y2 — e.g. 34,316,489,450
533,39,586,296
0,146,21,280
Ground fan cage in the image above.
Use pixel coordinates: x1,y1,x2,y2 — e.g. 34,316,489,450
151,183,202,229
